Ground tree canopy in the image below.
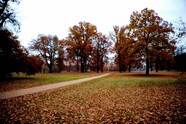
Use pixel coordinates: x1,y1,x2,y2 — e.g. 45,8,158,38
1,2,183,76
66,21,111,72
112,8,176,75
0,0,20,32
66,21,98,72
30,34,64,73
0,29,37,78
0,0,41,79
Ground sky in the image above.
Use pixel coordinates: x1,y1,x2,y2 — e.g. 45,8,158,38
16,0,186,48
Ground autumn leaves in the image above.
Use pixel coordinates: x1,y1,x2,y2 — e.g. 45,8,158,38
30,22,111,73
29,8,176,74
112,8,176,75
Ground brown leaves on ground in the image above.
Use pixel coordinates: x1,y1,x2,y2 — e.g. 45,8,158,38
0,73,186,123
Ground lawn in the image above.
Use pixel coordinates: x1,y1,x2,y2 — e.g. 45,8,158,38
0,72,100,92
0,72,186,123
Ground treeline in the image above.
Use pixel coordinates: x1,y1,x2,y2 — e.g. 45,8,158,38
1,0,186,78
29,22,112,73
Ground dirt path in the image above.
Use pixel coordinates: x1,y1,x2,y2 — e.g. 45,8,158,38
0,73,111,100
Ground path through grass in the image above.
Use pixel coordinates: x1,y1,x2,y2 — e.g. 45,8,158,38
0,72,99,92
0,72,186,123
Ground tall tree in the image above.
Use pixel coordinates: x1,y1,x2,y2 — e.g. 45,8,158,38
173,18,186,55
111,26,134,72
0,29,36,78
174,53,186,72
110,26,124,73
66,21,97,72
30,34,64,73
0,0,20,32
129,8,175,75
92,33,111,73
28,55,44,73
56,39,65,72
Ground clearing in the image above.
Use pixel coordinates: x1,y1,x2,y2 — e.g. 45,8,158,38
0,72,185,123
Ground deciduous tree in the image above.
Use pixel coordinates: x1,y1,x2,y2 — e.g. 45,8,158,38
92,33,111,73
129,8,176,75
30,34,64,73
111,26,134,72
0,29,36,78
66,21,97,72
0,0,20,32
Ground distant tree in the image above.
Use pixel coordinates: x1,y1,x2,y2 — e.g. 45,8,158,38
0,0,20,32
66,21,97,72
28,55,44,73
173,18,186,55
65,43,77,72
110,26,124,73
30,34,64,73
111,26,135,72
174,53,186,72
129,8,176,75
56,40,65,72
0,29,36,78
173,18,186,44
92,33,111,73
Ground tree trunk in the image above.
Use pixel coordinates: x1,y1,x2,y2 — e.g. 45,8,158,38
128,64,131,72
48,64,53,73
96,50,99,73
84,59,87,72
101,56,104,72
146,47,149,75
155,62,159,72
80,57,84,73
76,56,79,72
118,52,122,73
123,64,126,72
146,58,149,75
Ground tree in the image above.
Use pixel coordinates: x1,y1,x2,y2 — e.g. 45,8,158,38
173,18,186,55
0,29,36,78
56,40,65,72
28,55,44,73
174,53,186,72
110,26,124,73
92,33,111,73
111,26,135,72
129,8,176,75
30,34,64,73
66,21,97,72
0,0,20,32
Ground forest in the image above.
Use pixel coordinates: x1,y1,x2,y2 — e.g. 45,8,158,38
0,0,186,79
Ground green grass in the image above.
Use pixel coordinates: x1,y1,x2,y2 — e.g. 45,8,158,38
0,72,99,92
0,72,185,123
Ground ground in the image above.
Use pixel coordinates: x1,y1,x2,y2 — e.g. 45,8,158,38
0,72,186,123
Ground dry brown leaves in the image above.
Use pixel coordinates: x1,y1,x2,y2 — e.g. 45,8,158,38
0,75,186,123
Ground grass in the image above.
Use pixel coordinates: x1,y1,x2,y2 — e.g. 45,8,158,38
0,72,100,92
0,72,186,123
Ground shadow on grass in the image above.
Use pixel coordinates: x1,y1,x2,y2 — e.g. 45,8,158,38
114,72,180,78
0,76,35,83
173,72,186,85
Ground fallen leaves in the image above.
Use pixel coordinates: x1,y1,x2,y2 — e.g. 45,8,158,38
0,74,186,123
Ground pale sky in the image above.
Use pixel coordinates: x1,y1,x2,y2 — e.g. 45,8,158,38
17,0,186,47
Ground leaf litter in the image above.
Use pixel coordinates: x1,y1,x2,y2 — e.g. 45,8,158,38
0,74,186,123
